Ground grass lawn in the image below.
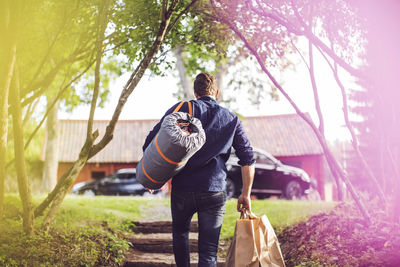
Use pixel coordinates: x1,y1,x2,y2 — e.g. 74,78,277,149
0,194,335,266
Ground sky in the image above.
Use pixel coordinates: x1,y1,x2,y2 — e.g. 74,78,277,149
59,42,359,142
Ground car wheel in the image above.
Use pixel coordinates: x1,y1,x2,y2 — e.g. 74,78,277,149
284,180,303,200
82,189,96,197
225,178,236,199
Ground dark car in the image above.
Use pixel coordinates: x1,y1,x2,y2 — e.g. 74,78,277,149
226,148,312,199
71,168,164,196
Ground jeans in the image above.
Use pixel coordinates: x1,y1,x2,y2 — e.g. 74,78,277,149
171,190,227,267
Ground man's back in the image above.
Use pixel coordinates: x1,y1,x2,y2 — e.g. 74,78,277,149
172,96,239,192
143,95,254,192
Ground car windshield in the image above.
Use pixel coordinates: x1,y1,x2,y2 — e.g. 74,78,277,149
231,148,280,165
253,151,279,165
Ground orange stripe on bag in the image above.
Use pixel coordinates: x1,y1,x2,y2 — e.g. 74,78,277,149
155,136,186,165
188,101,192,116
173,101,185,113
173,101,192,116
141,161,164,184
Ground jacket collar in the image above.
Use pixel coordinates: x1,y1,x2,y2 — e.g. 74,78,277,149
198,95,217,102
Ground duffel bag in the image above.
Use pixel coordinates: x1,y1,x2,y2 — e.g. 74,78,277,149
136,101,206,189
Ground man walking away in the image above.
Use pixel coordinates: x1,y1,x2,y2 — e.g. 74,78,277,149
143,72,255,267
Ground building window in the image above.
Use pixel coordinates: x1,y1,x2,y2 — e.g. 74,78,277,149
91,171,106,180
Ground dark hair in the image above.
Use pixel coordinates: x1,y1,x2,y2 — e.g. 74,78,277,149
194,72,217,97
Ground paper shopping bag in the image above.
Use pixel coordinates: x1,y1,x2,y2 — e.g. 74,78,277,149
259,214,286,266
225,211,285,267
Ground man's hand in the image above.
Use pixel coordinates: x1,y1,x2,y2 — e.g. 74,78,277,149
146,188,154,194
237,193,251,212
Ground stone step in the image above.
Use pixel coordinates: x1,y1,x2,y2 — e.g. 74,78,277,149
131,221,198,234
128,233,198,254
123,250,225,267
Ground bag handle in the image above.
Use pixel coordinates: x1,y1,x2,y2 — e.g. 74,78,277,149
240,209,257,220
173,101,193,116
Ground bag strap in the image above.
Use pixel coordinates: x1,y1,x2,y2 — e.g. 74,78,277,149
173,101,193,116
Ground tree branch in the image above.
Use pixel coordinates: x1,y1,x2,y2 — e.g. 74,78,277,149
24,12,70,95
21,43,95,105
22,98,39,126
210,0,371,224
246,0,365,80
88,0,181,158
165,0,199,37
87,0,112,140
290,38,309,71
308,41,324,134
247,1,304,35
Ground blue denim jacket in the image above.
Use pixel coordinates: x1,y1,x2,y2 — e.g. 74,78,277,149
143,96,255,192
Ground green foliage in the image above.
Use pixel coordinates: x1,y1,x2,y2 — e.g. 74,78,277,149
168,1,285,110
4,0,129,195
213,0,365,65
63,57,120,111
0,195,147,266
295,259,330,267
18,0,97,97
12,0,127,117
0,222,130,266
176,3,233,76
111,0,233,75
110,0,163,70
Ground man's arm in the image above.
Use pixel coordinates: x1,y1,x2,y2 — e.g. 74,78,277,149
237,164,255,212
142,122,161,151
231,118,255,212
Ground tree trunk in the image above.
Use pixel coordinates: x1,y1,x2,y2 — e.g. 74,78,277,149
317,45,387,205
215,63,227,101
41,96,59,192
34,134,96,218
307,41,342,200
10,66,34,235
0,0,16,218
38,0,113,228
174,45,192,100
41,138,92,230
36,0,199,229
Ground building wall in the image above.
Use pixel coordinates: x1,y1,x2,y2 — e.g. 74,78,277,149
58,162,137,184
276,154,325,200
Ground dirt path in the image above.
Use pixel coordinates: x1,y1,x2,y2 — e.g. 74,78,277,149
138,197,171,222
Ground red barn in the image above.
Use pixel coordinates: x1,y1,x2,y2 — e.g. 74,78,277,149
53,114,324,198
